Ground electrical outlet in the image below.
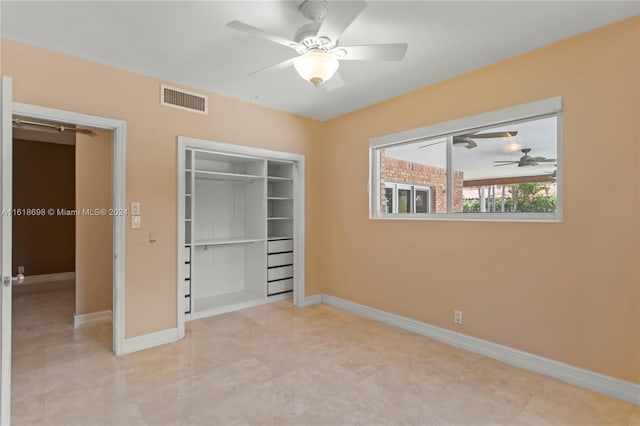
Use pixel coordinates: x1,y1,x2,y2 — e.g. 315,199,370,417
131,215,141,229
454,310,463,324
131,202,141,215
18,266,24,274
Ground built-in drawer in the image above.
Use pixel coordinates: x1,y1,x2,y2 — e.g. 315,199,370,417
184,263,191,280
268,239,293,253
268,278,293,295
268,252,293,267
183,280,191,296
268,265,293,282
184,296,191,312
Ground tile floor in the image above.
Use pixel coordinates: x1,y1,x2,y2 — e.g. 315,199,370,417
11,284,639,425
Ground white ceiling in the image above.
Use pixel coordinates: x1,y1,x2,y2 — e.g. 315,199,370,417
1,1,638,121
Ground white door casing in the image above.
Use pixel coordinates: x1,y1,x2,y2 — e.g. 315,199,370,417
9,102,127,358
0,76,14,426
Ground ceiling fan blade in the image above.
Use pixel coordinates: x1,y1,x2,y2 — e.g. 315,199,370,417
323,71,345,91
248,57,297,76
317,1,366,41
335,43,408,61
418,140,445,149
469,131,518,139
493,162,518,167
532,158,556,162
452,136,477,149
493,160,519,163
227,21,301,51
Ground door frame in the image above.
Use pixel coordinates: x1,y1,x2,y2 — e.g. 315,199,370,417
13,102,127,356
1,77,13,426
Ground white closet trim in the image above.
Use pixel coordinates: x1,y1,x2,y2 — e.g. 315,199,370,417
176,137,305,337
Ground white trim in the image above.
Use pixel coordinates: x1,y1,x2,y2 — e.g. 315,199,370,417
370,213,562,223
303,294,323,306
1,76,13,426
555,111,564,221
13,102,127,356
121,328,178,355
177,136,306,336
292,159,306,309
370,97,562,148
74,310,112,328
320,294,640,406
177,147,187,340
20,272,75,285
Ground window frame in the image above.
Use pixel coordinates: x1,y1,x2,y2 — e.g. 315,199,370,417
384,182,432,214
369,97,563,222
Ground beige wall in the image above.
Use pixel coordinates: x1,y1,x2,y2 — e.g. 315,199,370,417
12,139,75,275
321,17,639,384
0,38,324,338
75,130,113,315
1,16,638,384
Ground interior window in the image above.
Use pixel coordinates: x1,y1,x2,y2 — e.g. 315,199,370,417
370,98,561,221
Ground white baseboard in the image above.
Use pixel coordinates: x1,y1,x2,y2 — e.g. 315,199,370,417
321,294,640,406
21,272,75,285
121,328,179,355
303,294,323,306
74,310,112,328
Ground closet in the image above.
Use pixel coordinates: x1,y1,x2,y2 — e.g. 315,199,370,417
178,137,304,321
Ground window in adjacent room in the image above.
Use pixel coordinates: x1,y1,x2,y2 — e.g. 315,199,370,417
384,183,431,214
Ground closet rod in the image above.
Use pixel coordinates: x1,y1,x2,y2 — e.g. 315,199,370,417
198,177,256,184
12,118,95,135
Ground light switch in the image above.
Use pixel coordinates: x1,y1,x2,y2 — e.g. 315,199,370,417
131,202,141,215
132,215,141,229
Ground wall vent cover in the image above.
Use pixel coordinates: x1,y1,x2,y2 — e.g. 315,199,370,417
160,84,208,114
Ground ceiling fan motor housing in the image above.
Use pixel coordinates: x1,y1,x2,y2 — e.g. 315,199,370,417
300,0,328,23
296,1,333,51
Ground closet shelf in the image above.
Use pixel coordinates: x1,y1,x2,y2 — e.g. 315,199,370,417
195,170,265,182
268,235,293,241
267,217,293,220
267,197,293,200
267,176,293,182
194,237,265,247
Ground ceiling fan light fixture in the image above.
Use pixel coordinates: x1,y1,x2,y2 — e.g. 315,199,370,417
503,140,522,153
293,49,339,86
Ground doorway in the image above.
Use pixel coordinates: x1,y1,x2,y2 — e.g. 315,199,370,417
10,102,126,356
11,120,114,331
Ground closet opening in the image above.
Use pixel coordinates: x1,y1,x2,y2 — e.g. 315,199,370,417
177,137,306,333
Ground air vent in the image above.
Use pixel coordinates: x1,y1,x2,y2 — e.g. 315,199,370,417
160,84,208,114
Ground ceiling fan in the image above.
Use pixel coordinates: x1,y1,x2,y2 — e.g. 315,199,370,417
418,131,518,149
493,148,556,167
545,165,558,179
226,0,408,88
